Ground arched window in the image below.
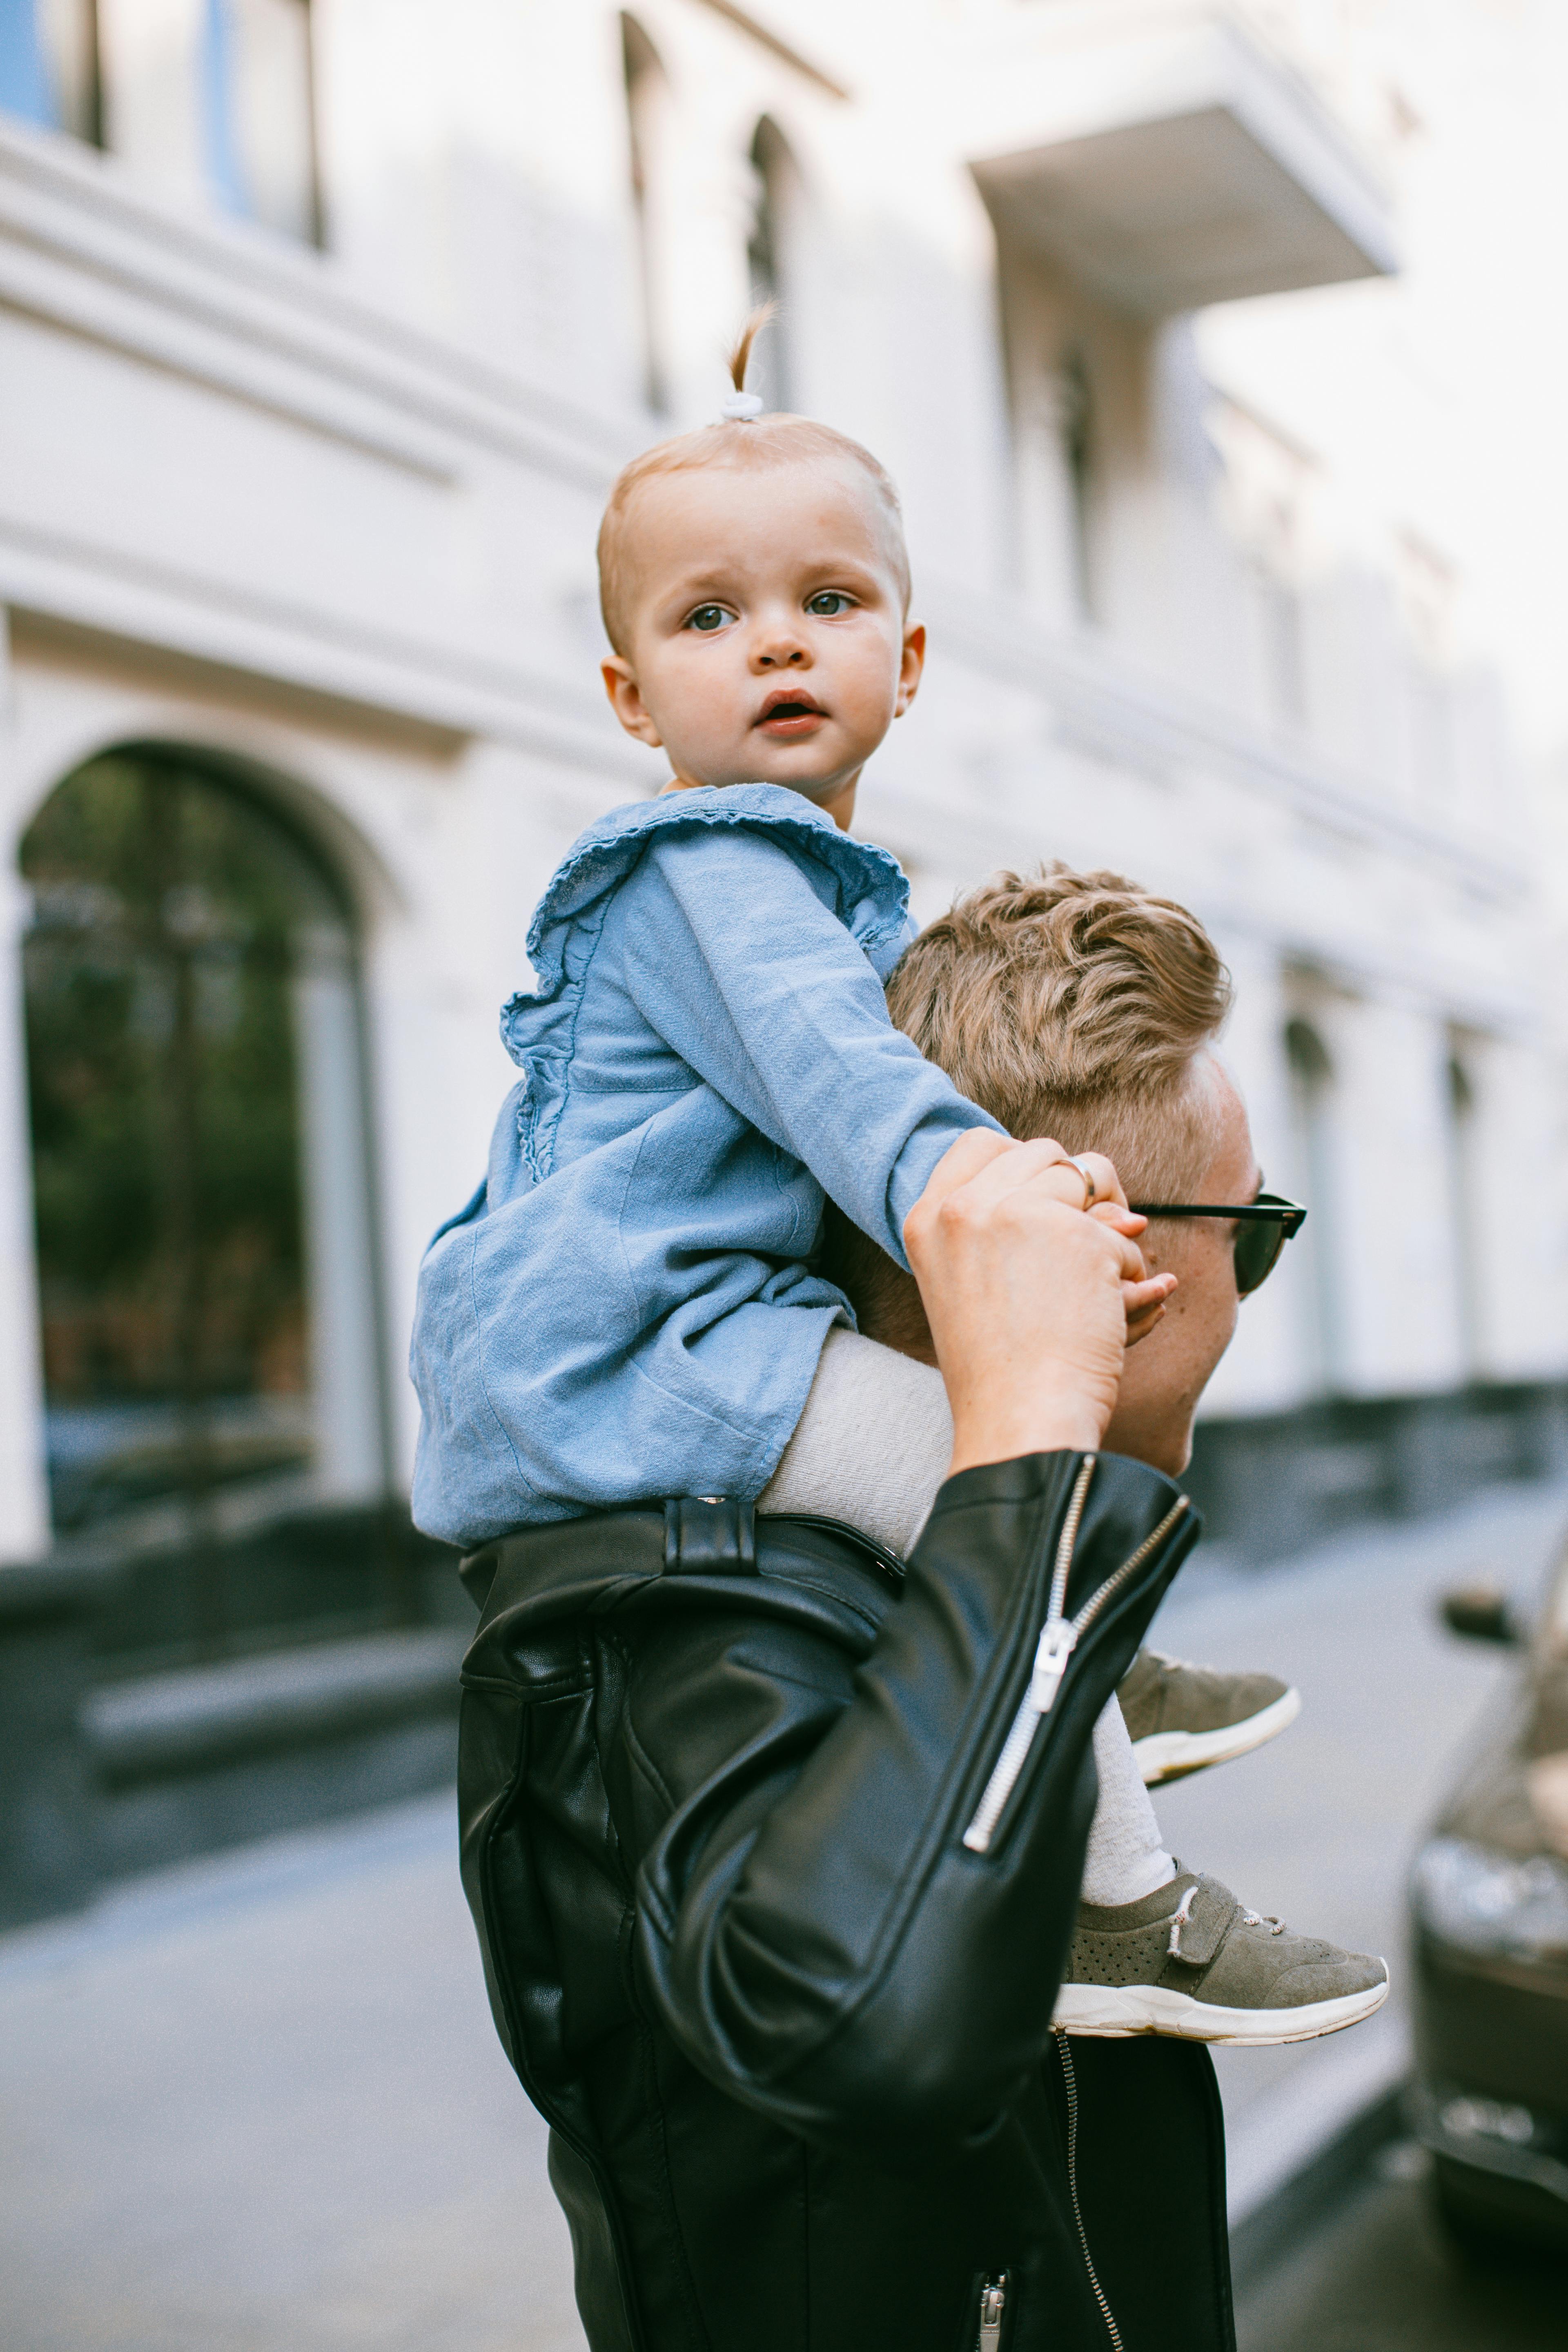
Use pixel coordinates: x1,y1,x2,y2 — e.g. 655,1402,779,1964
20,746,386,1557
203,0,321,244
1446,1041,1480,1373
747,117,801,413
1284,1016,1340,1392
1057,345,1096,621
621,13,670,414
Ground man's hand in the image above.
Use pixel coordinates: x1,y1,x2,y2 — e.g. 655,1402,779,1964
1022,1149,1174,1348
904,1132,1170,1477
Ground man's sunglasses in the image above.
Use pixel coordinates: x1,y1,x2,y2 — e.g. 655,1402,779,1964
1127,1193,1307,1298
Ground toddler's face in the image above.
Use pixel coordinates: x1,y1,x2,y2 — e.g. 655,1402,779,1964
601,458,923,825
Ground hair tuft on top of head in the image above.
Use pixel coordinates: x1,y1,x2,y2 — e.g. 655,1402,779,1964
719,303,775,421
726,301,777,399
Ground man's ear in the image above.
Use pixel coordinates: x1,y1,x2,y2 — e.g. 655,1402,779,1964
602,656,665,748
894,621,926,718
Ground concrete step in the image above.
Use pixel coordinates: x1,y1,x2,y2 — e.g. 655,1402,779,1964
82,1627,469,1782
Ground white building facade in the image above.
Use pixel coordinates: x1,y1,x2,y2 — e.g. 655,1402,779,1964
0,0,1562,1578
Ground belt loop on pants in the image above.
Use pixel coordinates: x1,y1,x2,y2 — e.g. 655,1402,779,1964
663,1496,758,1574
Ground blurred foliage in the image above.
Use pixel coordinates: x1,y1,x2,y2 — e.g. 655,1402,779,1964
21,753,348,1437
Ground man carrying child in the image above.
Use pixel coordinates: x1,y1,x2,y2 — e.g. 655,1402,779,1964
412,331,1384,2349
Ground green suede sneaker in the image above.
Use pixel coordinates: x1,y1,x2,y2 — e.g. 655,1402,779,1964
1116,1647,1301,1785
1052,1869,1389,2045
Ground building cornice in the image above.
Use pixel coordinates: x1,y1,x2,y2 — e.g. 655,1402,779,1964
924,582,1529,903
0,120,634,494
0,125,1531,913
685,0,851,100
0,516,643,785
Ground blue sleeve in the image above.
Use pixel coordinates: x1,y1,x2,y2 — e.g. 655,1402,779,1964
618,826,1003,1268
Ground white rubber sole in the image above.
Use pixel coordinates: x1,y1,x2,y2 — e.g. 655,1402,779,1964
1050,1971,1389,2046
1131,1685,1302,1786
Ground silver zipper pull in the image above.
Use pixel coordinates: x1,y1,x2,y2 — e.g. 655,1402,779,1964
1029,1617,1078,1713
963,1471,1190,1859
962,1623,1079,1853
978,2274,1007,2350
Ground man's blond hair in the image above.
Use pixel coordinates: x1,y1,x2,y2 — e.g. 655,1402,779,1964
822,864,1233,1341
597,310,911,655
887,864,1232,1195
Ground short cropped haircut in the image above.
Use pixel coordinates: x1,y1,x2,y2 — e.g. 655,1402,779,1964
597,310,911,655
886,864,1233,1196
820,864,1233,1339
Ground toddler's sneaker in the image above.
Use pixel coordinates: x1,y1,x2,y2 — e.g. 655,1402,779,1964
1117,1647,1300,1785
1052,1869,1389,2045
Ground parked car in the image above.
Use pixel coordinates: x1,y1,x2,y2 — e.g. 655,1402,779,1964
1408,1555,1568,2253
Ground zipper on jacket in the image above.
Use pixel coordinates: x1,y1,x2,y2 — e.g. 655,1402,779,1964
1055,2032,1123,2350
976,2273,1007,2351
962,1467,1189,1854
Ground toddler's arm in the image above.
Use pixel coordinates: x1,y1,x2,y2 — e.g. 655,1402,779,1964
620,824,1002,1265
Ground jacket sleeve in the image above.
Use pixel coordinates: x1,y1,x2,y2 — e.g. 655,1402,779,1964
628,1450,1198,2147
617,825,1002,1265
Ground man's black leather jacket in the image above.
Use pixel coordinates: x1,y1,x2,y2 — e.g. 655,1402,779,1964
458,1450,1235,2352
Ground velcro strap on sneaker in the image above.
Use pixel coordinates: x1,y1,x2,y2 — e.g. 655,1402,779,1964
1169,1875,1235,1968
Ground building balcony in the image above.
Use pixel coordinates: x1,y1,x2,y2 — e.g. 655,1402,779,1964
967,6,1397,313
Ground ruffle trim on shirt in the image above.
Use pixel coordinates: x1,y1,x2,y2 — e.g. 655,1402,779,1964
517,784,911,996
511,1046,570,1183
499,788,913,1181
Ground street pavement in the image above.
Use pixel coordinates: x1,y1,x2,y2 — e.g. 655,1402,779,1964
1235,2138,1566,2348
3,1475,1566,2350
0,1800,579,2352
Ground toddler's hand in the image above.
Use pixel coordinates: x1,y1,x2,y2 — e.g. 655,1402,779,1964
1123,1278,1175,1345
1088,1199,1178,1348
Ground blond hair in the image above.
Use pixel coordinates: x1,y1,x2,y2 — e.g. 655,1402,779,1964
887,864,1232,1187
596,309,912,655
822,865,1233,1342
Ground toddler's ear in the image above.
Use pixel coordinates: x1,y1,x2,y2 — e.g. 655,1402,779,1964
602,656,665,749
894,621,927,717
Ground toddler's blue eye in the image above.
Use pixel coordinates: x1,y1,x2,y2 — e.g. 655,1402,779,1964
686,605,729,632
807,592,852,616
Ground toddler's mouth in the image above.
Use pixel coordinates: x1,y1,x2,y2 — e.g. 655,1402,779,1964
756,688,826,736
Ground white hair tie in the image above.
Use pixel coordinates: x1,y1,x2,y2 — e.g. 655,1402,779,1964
719,389,764,421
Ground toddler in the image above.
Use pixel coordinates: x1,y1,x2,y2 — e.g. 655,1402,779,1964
411,318,1387,2045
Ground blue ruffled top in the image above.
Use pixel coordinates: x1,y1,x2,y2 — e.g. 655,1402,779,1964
408,784,999,1543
